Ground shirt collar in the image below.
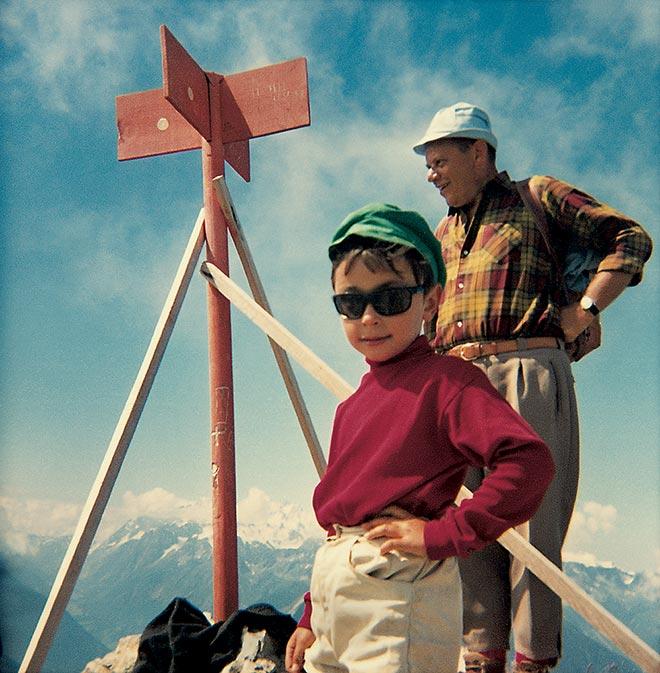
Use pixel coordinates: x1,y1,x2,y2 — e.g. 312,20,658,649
447,170,514,217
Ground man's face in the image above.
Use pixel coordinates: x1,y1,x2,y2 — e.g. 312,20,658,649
424,139,483,208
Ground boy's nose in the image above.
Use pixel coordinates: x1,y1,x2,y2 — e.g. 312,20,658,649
361,303,381,323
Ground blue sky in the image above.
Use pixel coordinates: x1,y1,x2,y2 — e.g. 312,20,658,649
0,0,658,576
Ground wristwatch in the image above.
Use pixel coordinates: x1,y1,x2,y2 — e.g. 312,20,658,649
580,295,600,316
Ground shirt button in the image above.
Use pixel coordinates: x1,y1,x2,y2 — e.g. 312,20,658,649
457,320,463,328
458,281,464,289
462,250,469,257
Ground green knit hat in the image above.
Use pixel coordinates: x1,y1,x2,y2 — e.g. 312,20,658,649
329,203,446,287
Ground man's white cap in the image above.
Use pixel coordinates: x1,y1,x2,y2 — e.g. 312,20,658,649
412,102,497,155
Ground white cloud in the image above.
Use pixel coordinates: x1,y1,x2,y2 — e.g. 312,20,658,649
0,0,156,114
564,500,618,563
0,495,82,546
0,486,319,552
563,550,614,569
181,0,319,73
539,0,660,59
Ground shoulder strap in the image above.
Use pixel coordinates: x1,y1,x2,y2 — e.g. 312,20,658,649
515,179,557,264
515,179,569,302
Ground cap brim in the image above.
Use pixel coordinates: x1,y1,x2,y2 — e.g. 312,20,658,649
413,129,497,155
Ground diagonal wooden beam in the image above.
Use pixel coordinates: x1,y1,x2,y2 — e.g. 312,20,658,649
18,211,206,673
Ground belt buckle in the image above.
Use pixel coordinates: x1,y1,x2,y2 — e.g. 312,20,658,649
459,343,481,361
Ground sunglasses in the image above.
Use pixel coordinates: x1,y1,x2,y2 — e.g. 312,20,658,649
332,285,425,319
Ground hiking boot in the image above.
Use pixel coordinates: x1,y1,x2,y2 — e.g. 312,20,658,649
463,652,506,673
511,661,551,673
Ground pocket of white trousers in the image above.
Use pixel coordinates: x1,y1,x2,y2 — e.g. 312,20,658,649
348,535,439,583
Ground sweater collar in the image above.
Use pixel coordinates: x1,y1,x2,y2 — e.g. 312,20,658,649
366,335,432,369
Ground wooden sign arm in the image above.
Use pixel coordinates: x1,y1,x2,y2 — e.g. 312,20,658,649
200,261,660,673
212,176,326,477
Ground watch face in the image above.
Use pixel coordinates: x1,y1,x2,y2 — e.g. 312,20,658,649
580,296,599,315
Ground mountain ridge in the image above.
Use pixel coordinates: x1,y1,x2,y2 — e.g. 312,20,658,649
1,516,656,673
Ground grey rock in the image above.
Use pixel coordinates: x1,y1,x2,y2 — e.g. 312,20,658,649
80,634,140,673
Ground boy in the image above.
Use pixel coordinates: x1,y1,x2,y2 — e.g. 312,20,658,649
285,203,554,673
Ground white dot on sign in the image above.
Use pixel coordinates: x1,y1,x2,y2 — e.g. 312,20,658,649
157,117,169,131
188,87,194,101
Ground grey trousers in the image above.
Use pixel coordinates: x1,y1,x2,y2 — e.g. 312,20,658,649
459,346,579,661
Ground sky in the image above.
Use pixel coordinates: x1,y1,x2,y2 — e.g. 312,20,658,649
0,0,658,581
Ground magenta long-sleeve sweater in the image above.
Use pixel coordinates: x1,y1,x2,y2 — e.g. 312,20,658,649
299,336,554,629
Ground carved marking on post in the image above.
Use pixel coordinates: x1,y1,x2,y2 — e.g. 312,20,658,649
213,386,232,437
220,58,310,142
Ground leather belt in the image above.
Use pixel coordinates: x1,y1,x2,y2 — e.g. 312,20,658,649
443,337,562,362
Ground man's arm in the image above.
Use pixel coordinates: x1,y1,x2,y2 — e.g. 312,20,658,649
560,270,632,343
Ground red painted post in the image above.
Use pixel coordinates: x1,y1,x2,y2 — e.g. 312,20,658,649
115,24,310,622
203,73,239,620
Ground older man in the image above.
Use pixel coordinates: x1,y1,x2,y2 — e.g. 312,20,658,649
412,102,652,673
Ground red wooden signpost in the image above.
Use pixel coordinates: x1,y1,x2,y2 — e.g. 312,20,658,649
117,25,310,620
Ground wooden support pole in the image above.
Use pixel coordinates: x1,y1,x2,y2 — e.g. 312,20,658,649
19,210,206,673
212,176,326,477
200,261,660,673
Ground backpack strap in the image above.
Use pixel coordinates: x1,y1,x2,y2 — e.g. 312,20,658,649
515,178,570,303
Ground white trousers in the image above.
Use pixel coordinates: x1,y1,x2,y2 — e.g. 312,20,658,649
305,526,462,673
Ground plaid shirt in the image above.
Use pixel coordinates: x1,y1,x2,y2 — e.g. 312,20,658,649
432,171,653,350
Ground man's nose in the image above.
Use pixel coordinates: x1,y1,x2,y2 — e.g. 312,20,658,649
427,167,437,183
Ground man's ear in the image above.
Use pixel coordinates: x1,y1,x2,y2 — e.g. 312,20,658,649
473,139,490,166
422,285,441,321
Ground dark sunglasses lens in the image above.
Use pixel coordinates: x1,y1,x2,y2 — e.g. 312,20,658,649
372,288,412,315
333,287,418,318
333,294,366,319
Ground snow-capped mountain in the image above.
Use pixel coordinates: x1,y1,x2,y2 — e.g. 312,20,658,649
236,492,321,548
1,516,656,673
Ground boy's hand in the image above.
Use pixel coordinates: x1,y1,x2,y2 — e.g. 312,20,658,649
285,626,315,672
362,517,428,557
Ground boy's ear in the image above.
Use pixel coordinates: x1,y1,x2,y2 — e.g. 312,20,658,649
422,285,441,321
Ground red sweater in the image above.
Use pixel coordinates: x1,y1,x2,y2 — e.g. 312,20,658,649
299,336,554,628
315,336,554,558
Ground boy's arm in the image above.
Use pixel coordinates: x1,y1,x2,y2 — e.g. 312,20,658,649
285,592,316,672
286,626,315,672
298,591,313,629
425,372,555,560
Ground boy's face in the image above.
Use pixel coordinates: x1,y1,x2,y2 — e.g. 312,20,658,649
333,255,439,362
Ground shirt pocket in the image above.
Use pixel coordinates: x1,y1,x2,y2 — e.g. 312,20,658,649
478,221,523,265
